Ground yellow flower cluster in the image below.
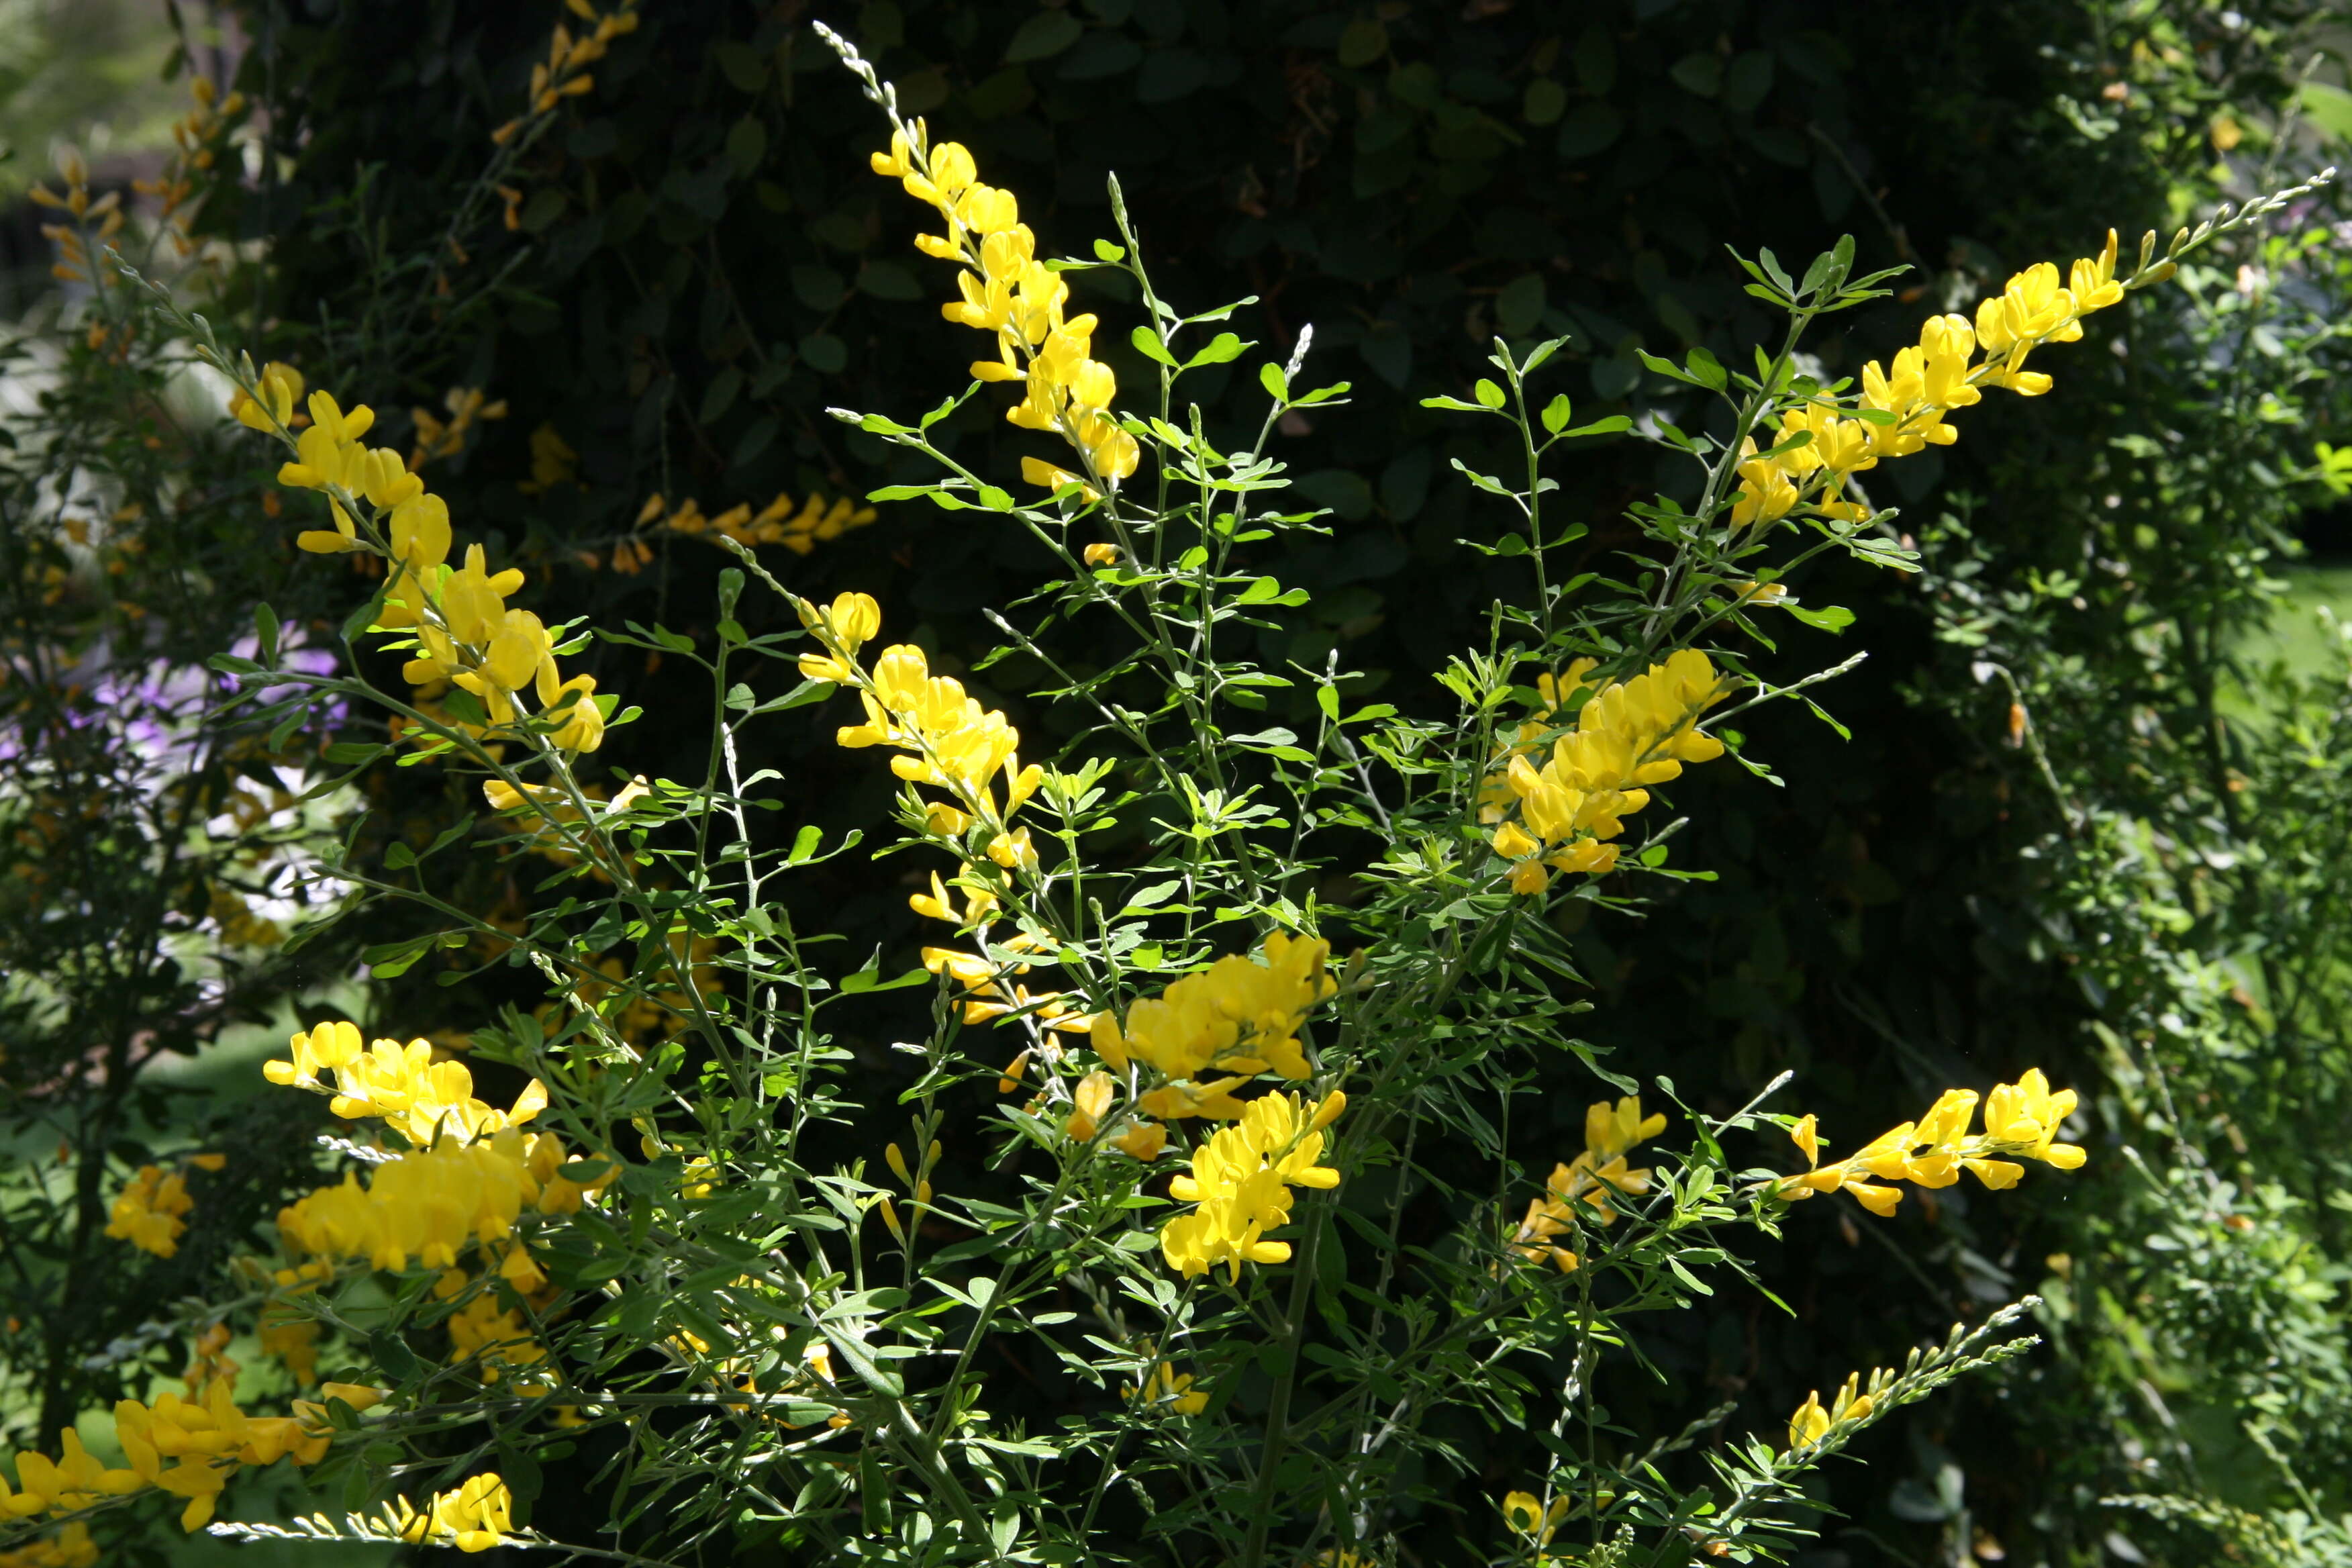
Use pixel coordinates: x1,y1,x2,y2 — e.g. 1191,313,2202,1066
124,78,243,266
921,935,1092,1035
1159,1090,1344,1283
871,125,1140,489
1485,651,1731,894
384,1473,516,1553
230,369,612,754
410,386,508,468
492,0,638,144
105,1163,196,1257
277,1128,607,1288
28,147,121,289
264,1021,550,1147
0,1521,95,1568
30,146,126,303
1779,1069,2087,1217
1786,1366,1890,1451
835,644,1043,825
1731,232,2131,530
1090,932,1337,1123
1510,1095,1669,1273
0,1375,354,1535
646,489,879,556
807,595,1052,870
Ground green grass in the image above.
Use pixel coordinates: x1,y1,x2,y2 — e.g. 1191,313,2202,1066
2220,565,2352,726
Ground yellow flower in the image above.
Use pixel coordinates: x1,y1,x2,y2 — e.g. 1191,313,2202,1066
797,591,883,683
1089,932,1336,1109
391,1473,516,1554
1777,1070,2085,1216
1159,1090,1343,1282
1132,1359,1209,1416
0,1521,97,1567
1511,1095,1669,1269
228,361,305,432
1785,1367,1888,1451
1488,649,1730,890
1067,1069,1116,1140
1501,1489,1571,1546
9,1428,144,1515
105,1164,195,1257
876,119,1140,488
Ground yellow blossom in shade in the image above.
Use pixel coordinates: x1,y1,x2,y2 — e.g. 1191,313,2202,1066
447,1289,552,1383
1785,1367,1890,1451
0,1522,97,1567
1511,1095,1668,1271
105,1164,195,1257
1777,1069,2086,1216
1132,1359,1210,1416
1089,932,1336,1114
409,386,508,467
518,422,580,493
1159,1090,1343,1282
1502,1489,1571,1546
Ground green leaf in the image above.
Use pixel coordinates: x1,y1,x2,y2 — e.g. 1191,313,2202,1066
1237,575,1287,604
1522,77,1567,127
1669,52,1722,97
1184,332,1247,369
1004,11,1083,62
1337,17,1388,66
367,1329,424,1383
2300,81,2352,143
1540,393,1572,434
800,334,848,376
253,604,279,666
1130,325,1177,366
842,966,931,995
725,115,768,176
1496,273,1547,337
1784,603,1856,633
1473,378,1507,409
1093,238,1127,262
1259,362,1289,401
